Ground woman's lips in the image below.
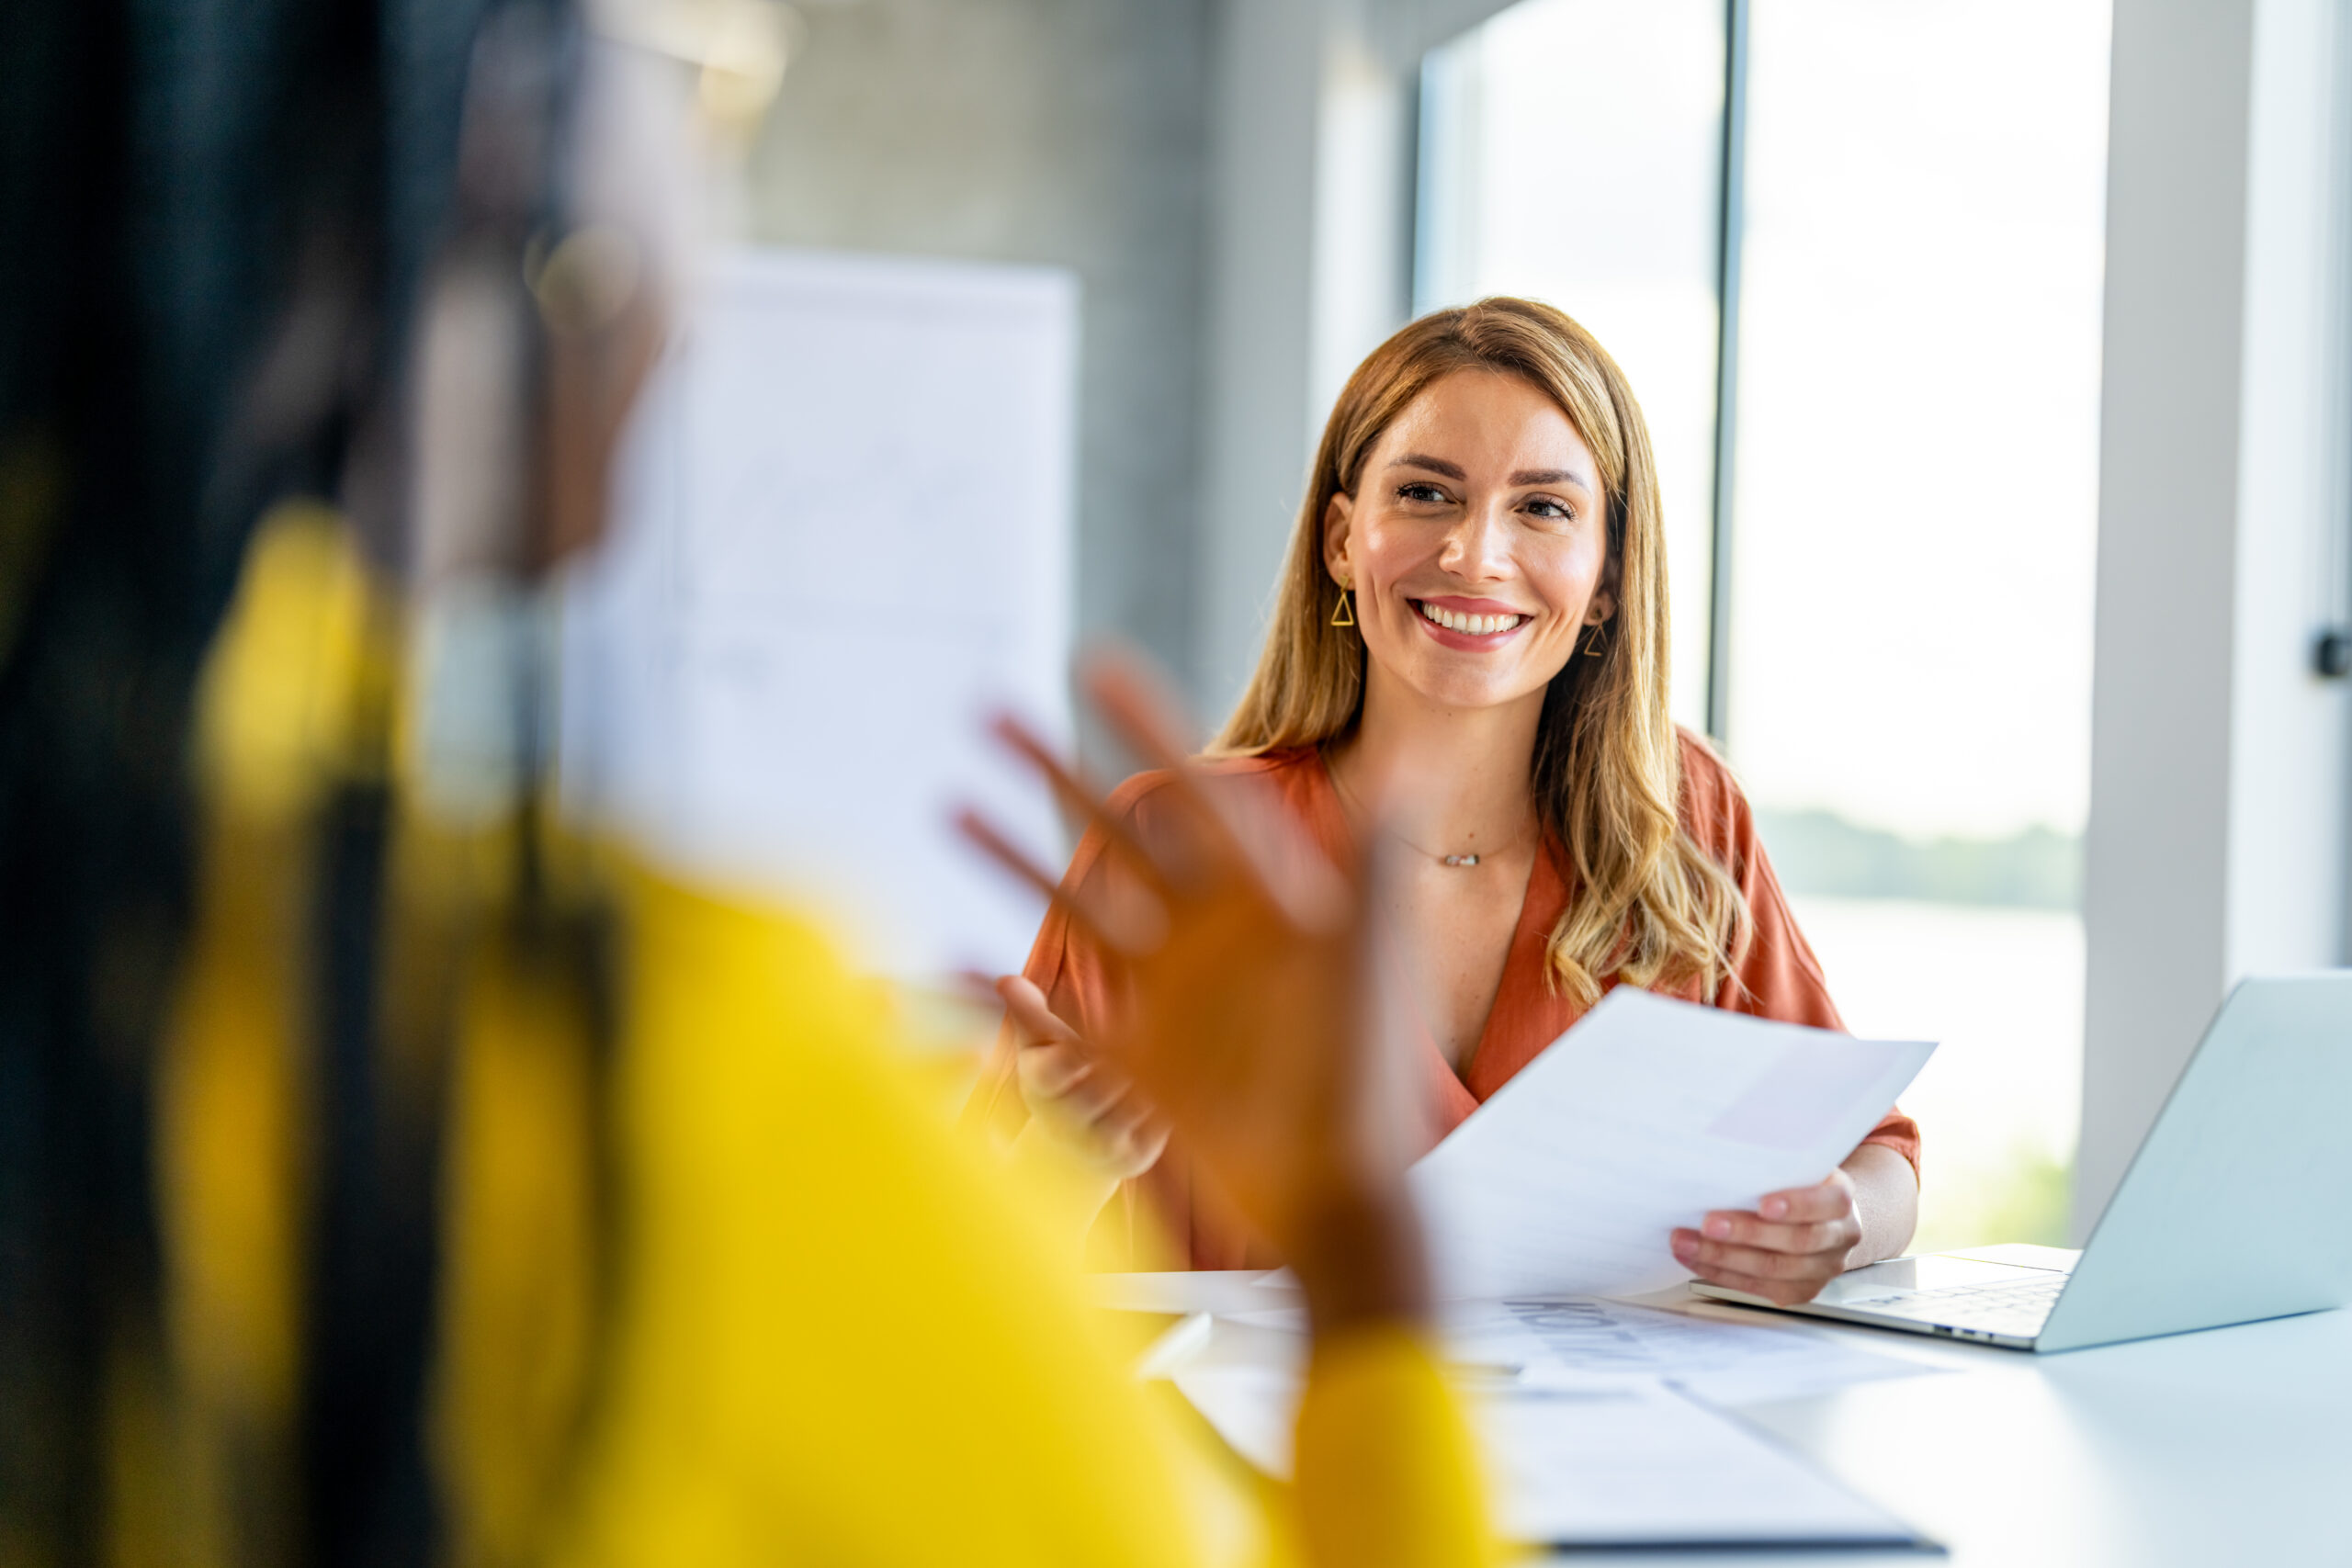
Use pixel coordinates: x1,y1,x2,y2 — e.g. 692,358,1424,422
1410,597,1530,647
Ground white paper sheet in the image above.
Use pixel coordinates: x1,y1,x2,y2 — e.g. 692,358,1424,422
1448,1295,1944,1406
1224,1292,1943,1407
1485,1383,1923,1547
1410,988,1934,1299
560,247,1078,980
1172,1361,1923,1549
1089,1269,1301,1317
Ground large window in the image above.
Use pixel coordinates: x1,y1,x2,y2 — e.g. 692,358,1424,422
1418,0,1728,728
1419,0,2112,1249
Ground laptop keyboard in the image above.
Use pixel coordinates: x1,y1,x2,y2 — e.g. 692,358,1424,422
1854,1275,2067,1337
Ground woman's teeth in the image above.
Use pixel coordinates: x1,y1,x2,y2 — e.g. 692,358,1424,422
1419,601,1524,637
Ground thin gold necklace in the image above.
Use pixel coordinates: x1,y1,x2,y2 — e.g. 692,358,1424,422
1326,756,1535,868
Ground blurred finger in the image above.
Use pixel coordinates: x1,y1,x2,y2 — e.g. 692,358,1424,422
954,968,1007,1008
1101,1108,1171,1175
1079,646,1202,776
956,807,1166,954
997,975,1085,1050
989,714,1173,898
1017,1042,1103,1107
1086,1080,1155,1139
956,808,1066,905
1085,650,1357,934
1078,653,1261,883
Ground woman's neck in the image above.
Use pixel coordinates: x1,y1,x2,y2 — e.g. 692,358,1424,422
1329,667,1544,857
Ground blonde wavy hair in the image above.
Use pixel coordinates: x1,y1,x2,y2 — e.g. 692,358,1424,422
1211,297,1747,1005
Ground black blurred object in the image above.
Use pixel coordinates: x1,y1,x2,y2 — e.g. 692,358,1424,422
0,0,578,1564
2313,626,2352,680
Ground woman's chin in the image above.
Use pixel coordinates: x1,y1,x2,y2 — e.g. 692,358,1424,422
1376,659,1557,716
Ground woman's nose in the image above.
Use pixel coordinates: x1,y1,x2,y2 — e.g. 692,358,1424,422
1439,500,1510,579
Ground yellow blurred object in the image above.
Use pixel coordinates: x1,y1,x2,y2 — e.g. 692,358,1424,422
190,502,381,820
160,809,311,1430
162,501,615,1568
433,910,604,1568
157,503,1498,1568
548,866,1501,1568
156,502,390,1568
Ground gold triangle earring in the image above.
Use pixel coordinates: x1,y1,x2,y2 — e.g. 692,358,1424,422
1329,581,1356,629
1583,618,1608,658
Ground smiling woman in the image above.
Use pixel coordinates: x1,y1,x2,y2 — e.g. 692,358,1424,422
968,299,1919,1302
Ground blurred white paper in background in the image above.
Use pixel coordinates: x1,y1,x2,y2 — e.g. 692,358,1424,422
560,247,1078,978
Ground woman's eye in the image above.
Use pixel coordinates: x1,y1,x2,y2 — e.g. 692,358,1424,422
1396,482,1451,505
1523,497,1577,523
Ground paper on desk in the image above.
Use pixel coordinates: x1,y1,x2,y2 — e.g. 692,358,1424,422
1450,1295,1944,1406
1089,1269,1299,1317
1412,987,1933,1299
1172,1362,1922,1549
1483,1383,1923,1547
1224,1293,1942,1407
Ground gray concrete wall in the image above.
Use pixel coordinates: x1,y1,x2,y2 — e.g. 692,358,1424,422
746,0,1213,709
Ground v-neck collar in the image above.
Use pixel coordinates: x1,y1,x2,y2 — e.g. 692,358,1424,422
1303,747,1568,1145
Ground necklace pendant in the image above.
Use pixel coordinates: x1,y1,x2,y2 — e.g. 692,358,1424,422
1442,852,1479,867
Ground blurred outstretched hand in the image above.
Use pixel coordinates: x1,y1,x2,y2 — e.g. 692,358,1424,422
961,650,1427,1331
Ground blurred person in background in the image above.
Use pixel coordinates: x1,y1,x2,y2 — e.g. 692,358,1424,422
972,302,1920,1304
0,1,1497,1565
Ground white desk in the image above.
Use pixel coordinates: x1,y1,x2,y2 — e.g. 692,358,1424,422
1111,1274,2352,1564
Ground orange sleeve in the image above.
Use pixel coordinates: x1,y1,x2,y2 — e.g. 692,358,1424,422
1682,733,1921,1181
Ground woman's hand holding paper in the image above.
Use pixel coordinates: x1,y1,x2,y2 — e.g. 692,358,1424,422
1671,1169,1866,1306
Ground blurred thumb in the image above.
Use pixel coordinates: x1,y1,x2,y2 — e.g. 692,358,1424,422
996,974,1087,1052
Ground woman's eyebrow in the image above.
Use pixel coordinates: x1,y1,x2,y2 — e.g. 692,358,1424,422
1389,453,1467,479
1510,468,1592,492
1388,454,1592,494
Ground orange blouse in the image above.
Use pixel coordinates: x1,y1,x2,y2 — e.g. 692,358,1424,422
968,729,1921,1271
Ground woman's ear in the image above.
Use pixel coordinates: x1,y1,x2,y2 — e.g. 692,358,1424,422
1588,530,1623,625
1321,491,1354,581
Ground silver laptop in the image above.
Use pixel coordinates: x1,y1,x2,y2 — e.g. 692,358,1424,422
1692,972,2352,1351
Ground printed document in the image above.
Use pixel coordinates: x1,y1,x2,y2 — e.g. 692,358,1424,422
1227,1292,1942,1407
1445,1294,1942,1406
1411,988,1934,1299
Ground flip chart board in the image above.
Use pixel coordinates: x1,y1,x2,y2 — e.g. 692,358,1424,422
560,246,1079,978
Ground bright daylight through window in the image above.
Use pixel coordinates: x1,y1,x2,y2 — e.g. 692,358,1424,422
1419,0,1727,730
1419,0,2113,1250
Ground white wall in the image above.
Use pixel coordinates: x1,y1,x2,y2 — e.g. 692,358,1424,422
2079,0,2352,1234
748,0,1211,715
1197,0,1328,716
